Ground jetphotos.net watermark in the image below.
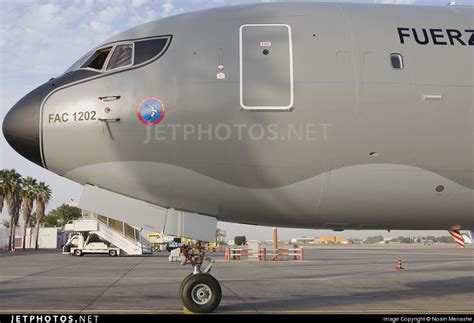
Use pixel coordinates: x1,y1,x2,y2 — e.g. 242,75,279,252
143,123,333,144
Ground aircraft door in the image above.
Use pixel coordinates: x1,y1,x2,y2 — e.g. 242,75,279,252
239,24,294,110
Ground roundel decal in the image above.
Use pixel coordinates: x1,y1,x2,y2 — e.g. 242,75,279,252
137,97,166,126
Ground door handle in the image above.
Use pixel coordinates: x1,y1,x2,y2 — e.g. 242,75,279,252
98,96,121,101
421,93,443,102
98,118,121,122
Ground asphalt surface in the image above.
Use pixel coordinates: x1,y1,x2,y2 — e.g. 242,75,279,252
0,245,472,314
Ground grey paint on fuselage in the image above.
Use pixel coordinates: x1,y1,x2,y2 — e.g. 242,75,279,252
5,3,474,230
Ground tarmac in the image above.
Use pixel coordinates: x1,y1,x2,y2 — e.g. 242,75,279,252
0,245,473,314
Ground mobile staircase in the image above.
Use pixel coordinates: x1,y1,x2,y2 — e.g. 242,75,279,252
64,214,152,255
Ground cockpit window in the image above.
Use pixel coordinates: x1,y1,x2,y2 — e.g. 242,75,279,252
107,44,134,71
64,50,93,74
82,47,112,70
63,36,171,75
134,37,169,65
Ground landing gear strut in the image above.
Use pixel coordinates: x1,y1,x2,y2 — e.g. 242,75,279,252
169,241,222,313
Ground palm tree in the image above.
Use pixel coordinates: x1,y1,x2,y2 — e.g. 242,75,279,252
34,182,51,250
0,169,6,214
2,169,23,251
29,211,37,249
215,228,227,246
21,177,37,249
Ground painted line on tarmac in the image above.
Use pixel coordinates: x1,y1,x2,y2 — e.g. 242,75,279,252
0,309,183,314
1,309,473,314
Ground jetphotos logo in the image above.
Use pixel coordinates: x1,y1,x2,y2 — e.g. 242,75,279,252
137,97,166,126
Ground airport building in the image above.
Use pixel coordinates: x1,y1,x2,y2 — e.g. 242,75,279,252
314,236,349,244
290,237,315,244
0,227,66,250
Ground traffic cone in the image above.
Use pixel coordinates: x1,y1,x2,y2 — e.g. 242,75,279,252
396,257,404,269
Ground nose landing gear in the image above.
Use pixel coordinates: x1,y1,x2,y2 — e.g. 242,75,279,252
169,241,222,313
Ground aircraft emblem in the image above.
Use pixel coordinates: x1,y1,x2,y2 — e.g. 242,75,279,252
137,97,166,126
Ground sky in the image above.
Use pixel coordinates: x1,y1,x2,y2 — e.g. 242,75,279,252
0,0,471,241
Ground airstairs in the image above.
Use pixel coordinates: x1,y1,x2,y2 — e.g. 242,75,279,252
64,214,151,255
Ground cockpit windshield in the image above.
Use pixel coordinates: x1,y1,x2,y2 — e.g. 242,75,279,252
107,44,133,70
82,47,113,70
63,50,93,74
63,36,171,75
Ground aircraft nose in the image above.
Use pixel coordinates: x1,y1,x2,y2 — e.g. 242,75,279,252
2,87,43,167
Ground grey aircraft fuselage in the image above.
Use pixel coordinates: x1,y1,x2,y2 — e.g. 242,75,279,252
3,3,473,231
